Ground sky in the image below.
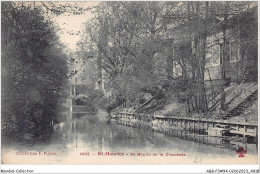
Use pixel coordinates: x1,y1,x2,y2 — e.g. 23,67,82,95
53,12,91,51
18,1,99,51
54,14,88,51
47,2,100,51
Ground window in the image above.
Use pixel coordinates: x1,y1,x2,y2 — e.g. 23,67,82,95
211,44,221,65
230,41,239,62
205,34,222,67
206,44,221,67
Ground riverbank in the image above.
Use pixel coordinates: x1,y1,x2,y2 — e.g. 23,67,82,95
114,111,258,144
2,111,258,164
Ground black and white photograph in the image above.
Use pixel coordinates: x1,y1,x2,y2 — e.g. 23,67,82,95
1,0,258,170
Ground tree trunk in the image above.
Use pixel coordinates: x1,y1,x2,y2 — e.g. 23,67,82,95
220,2,229,111
166,39,173,79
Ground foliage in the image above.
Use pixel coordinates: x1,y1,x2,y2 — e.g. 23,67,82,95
77,2,181,111
1,2,68,140
77,2,256,114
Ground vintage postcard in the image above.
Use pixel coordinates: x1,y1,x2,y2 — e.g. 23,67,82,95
1,0,259,171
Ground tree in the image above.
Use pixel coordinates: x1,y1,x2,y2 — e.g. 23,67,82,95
77,1,256,115
78,2,183,111
2,2,68,140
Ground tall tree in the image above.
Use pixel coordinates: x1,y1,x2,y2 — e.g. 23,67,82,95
2,2,68,140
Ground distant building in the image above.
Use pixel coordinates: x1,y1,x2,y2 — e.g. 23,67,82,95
204,6,257,84
95,68,112,98
171,6,257,85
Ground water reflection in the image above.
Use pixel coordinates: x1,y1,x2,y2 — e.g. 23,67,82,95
116,119,257,154
3,109,257,164
47,111,257,158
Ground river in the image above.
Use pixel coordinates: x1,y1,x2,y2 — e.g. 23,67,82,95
1,110,258,164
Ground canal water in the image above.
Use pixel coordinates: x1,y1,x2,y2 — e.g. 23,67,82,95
2,110,258,164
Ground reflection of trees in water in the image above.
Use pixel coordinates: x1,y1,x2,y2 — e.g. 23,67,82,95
35,112,257,157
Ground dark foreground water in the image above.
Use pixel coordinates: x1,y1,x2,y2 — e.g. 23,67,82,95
2,110,258,164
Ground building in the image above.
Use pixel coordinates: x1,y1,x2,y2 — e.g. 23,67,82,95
204,6,257,84
166,5,257,113
172,6,257,85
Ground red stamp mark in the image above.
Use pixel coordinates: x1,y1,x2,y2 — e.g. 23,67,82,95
236,146,247,157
